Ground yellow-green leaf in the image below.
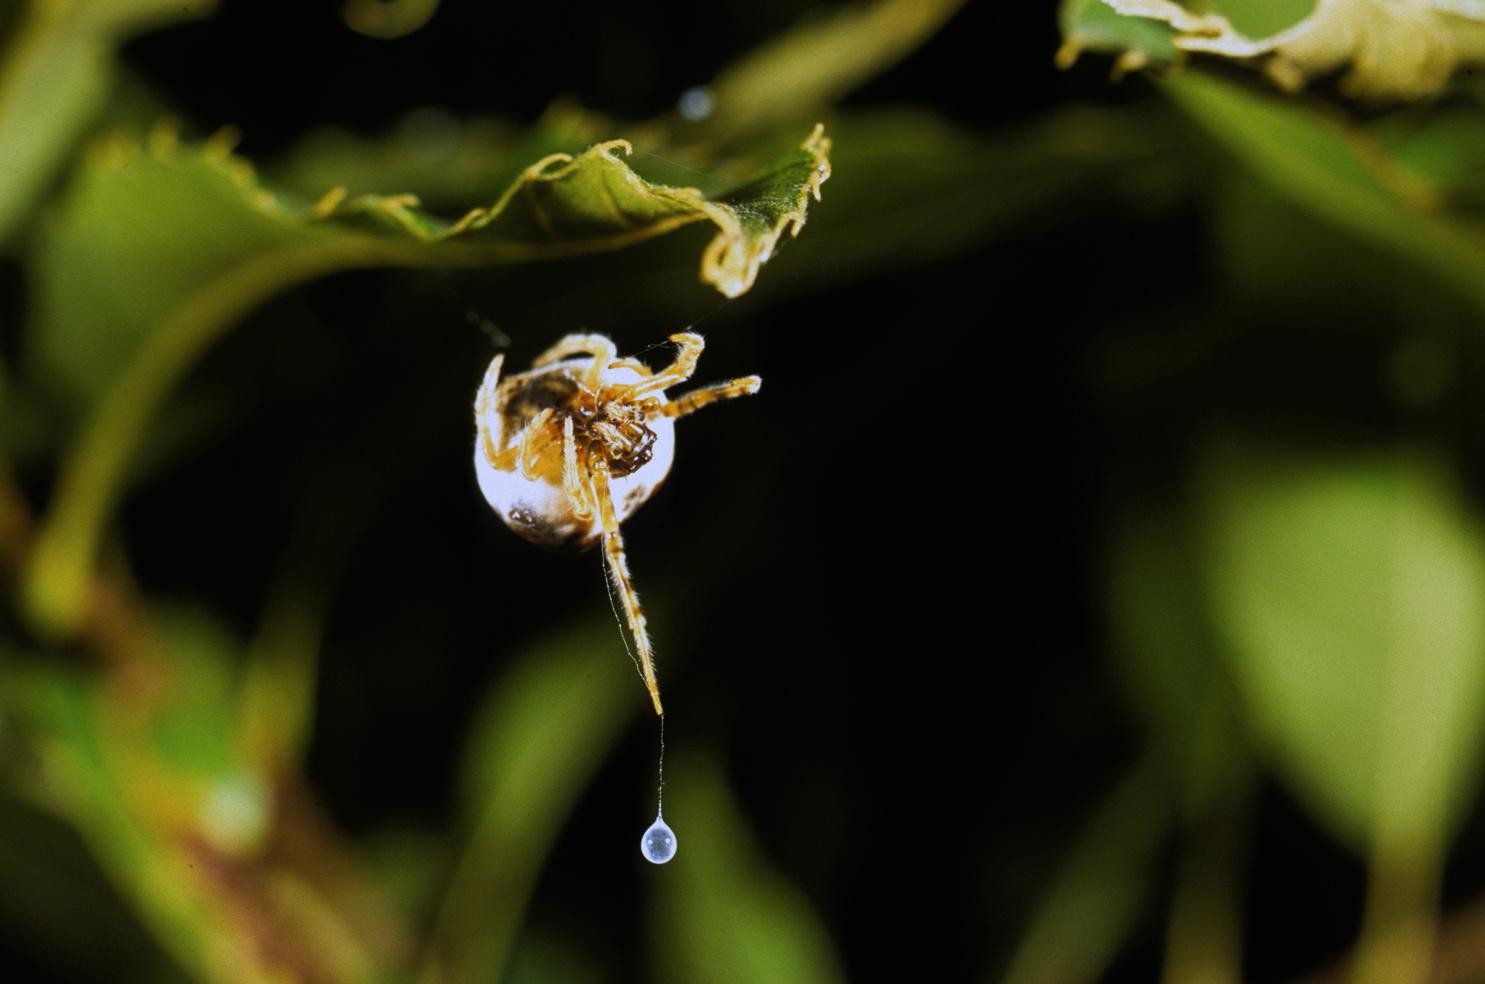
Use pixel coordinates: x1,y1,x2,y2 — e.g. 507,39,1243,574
1056,0,1177,74
650,756,846,984
1107,508,1245,813
1161,72,1485,316
1197,441,1485,854
1002,758,1171,984
698,0,964,136
419,617,638,984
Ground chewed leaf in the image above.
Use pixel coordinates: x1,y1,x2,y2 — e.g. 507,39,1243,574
22,122,830,637
34,123,829,407
1103,0,1485,99
331,125,830,300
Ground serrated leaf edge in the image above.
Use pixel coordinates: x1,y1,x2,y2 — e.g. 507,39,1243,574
96,119,832,299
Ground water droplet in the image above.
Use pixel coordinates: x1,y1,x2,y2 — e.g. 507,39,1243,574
677,86,715,122
640,815,677,864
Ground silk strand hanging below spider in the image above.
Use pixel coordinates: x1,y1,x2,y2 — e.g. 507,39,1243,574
473,331,761,715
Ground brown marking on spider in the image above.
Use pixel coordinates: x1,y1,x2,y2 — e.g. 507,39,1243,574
473,331,761,715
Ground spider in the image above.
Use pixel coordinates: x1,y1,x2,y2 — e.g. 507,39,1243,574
473,331,761,716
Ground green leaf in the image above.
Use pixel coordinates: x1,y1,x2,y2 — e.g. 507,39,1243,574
268,111,548,210
503,930,604,984
20,122,830,637
237,585,324,778
1057,0,1312,70
1102,509,1253,984
650,755,846,984
1373,106,1485,210
0,0,216,241
1161,72,1485,316
1107,507,1246,814
1002,758,1171,984
146,608,240,781
1196,441,1485,853
342,0,439,39
1101,0,1485,98
419,618,638,984
3,664,214,980
1,605,378,983
276,105,1181,324
0,791,190,984
1195,0,1316,39
692,0,964,137
1056,0,1177,71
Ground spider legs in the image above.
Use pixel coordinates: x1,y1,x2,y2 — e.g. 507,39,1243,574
562,415,592,519
475,352,504,417
518,408,554,479
629,332,704,397
475,354,520,470
533,333,617,391
663,375,762,418
590,459,663,716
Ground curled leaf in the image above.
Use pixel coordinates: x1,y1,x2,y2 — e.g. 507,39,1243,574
1104,0,1485,99
697,123,832,297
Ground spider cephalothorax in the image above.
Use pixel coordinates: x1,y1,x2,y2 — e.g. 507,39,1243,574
473,332,760,714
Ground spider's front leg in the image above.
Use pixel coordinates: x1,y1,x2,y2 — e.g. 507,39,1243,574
590,458,663,716
663,375,762,418
533,333,617,391
475,354,519,471
630,332,704,397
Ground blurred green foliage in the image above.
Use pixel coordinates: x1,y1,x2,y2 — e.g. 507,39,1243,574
0,0,216,241
1042,4,1485,981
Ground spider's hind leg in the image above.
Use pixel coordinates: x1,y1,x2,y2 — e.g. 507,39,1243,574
590,459,663,716
562,415,592,519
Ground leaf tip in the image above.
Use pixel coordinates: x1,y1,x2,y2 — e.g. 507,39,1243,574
696,124,832,298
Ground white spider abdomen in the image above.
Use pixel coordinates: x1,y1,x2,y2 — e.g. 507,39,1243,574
473,360,676,548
